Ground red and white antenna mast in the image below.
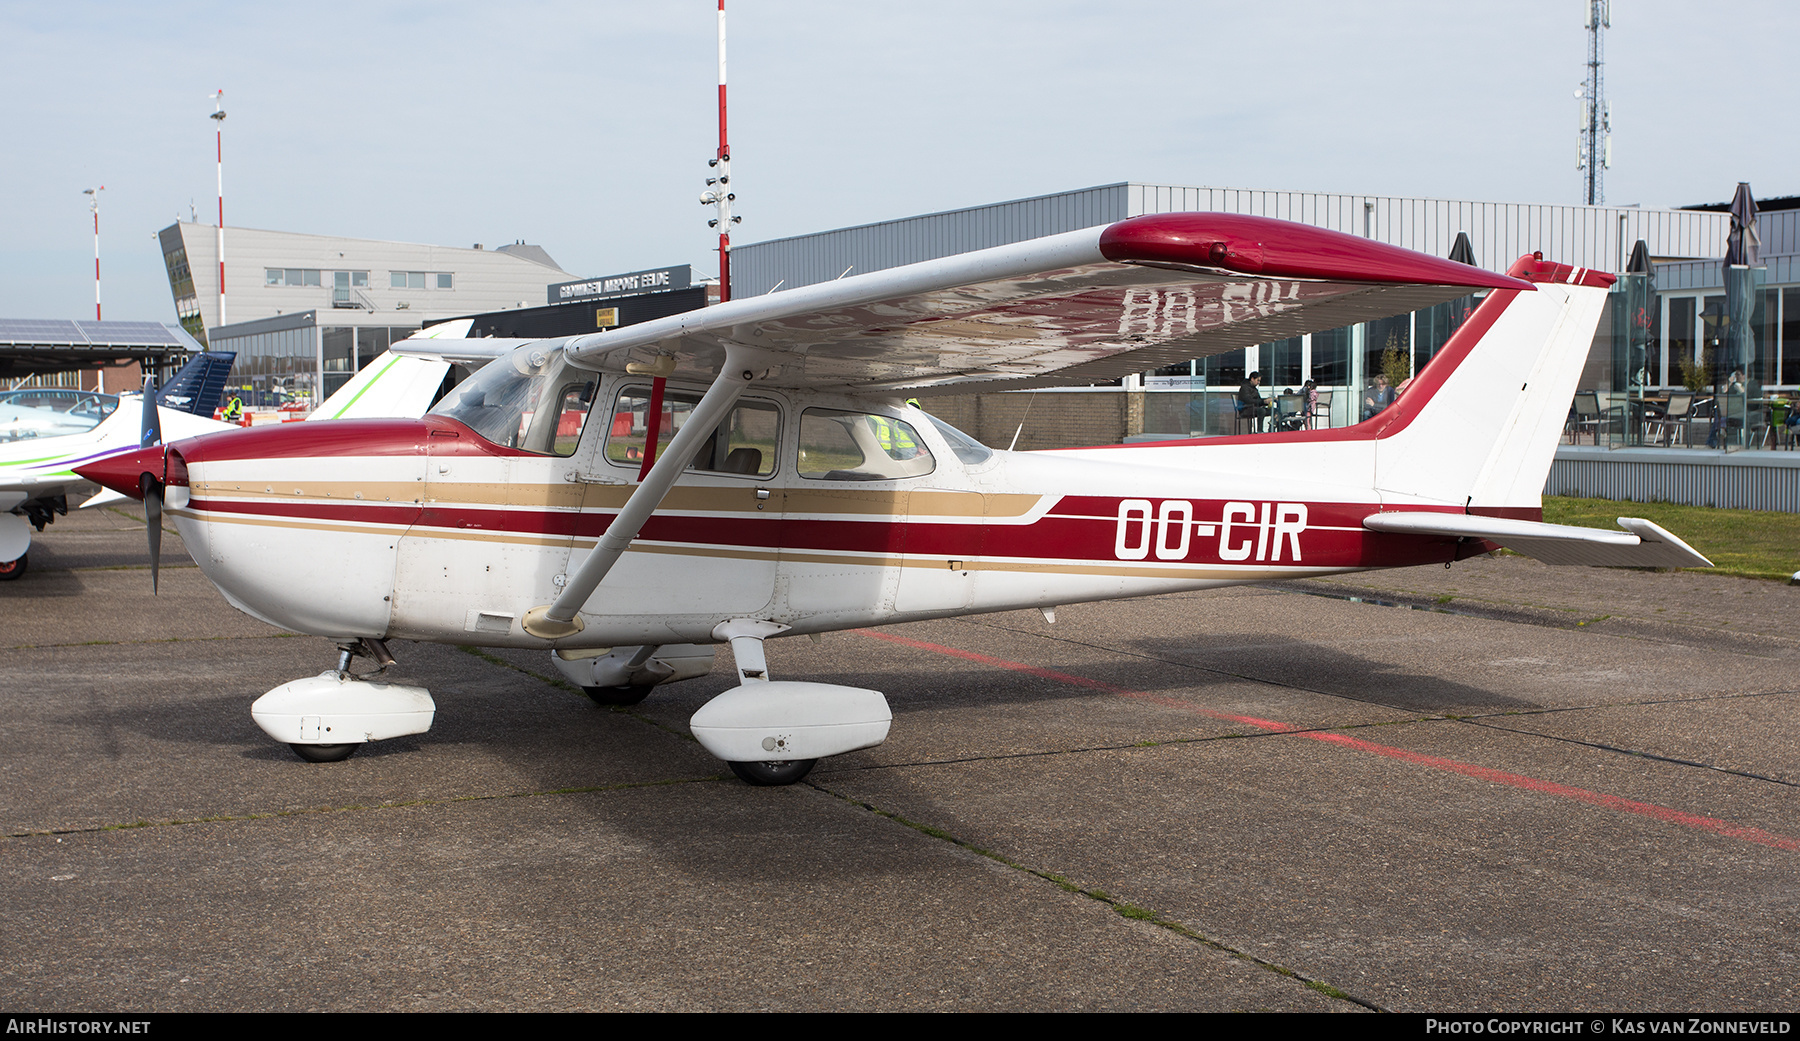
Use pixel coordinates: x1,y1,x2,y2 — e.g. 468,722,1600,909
699,0,739,302
210,90,228,329
82,186,104,321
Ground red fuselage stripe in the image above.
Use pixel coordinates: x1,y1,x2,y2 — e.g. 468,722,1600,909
187,493,1504,570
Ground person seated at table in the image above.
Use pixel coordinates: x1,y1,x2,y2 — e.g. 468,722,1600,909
1362,374,1394,421
1237,371,1270,431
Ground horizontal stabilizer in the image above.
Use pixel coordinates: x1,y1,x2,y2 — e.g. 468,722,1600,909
389,321,540,365
1363,512,1712,569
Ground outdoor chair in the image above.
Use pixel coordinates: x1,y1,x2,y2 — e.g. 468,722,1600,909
1649,392,1693,447
1567,391,1605,444
1274,393,1306,432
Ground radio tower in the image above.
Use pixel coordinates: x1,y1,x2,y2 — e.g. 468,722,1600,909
1577,1,1611,205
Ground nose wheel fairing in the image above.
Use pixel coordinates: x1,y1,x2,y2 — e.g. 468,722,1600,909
251,671,436,757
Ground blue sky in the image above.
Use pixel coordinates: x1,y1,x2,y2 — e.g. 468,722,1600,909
3,0,1794,323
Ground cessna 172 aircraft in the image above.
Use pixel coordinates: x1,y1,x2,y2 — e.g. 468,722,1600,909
78,212,1708,784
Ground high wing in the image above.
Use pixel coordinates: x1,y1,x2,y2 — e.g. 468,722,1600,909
522,213,1530,395
1363,513,1712,569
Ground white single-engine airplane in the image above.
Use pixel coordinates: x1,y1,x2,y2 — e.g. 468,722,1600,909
79,213,1709,783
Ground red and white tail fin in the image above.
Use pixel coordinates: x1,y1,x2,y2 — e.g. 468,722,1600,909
1372,257,1613,510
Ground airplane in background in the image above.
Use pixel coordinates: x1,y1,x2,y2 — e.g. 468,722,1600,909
1,325,491,581
79,212,1709,782
0,351,237,580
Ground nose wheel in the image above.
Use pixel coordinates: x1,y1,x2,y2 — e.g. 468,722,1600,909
289,743,358,763
582,684,656,707
728,759,817,786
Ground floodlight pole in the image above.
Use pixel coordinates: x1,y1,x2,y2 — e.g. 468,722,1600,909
83,186,103,321
715,0,732,303
211,91,228,329
649,1,740,481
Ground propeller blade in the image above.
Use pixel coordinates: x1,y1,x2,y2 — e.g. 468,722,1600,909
140,374,162,449
139,472,162,595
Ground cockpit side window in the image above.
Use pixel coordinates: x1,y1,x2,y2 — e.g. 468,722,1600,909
604,386,780,477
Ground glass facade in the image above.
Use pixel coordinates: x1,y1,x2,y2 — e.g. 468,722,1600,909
210,317,419,409
1579,266,1794,452
162,246,204,345
1139,299,1480,438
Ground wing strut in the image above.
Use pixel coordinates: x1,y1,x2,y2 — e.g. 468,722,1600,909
521,347,758,639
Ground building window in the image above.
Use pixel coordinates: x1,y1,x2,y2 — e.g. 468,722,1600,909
266,268,323,287
390,271,452,289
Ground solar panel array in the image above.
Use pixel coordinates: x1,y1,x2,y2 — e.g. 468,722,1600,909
0,319,187,348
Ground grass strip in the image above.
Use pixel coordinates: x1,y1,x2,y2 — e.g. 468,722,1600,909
1543,495,1800,582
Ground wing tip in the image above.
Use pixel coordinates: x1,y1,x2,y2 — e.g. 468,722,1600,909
1098,213,1532,292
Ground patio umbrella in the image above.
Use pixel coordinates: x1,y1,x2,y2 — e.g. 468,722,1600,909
1723,183,1760,389
1621,240,1655,393
1447,231,1477,267
1721,183,1761,446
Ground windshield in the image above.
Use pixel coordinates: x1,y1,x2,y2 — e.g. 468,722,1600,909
429,348,596,456
924,413,993,465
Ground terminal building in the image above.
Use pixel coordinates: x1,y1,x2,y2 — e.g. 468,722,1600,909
157,223,575,404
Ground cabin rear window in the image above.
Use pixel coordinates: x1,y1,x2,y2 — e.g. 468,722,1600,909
797,409,935,481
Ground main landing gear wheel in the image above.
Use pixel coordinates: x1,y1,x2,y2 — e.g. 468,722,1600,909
289,743,358,763
0,553,26,581
728,759,818,787
583,685,655,707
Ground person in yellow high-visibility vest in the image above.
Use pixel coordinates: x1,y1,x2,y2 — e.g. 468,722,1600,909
870,413,920,459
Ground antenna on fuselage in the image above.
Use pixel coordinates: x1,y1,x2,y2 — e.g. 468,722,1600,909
1008,391,1039,452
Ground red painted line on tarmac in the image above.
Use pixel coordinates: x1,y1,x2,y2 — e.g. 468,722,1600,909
1306,732,1800,852
859,630,1800,853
